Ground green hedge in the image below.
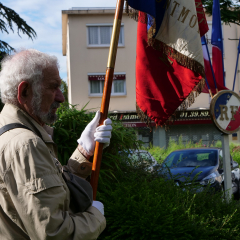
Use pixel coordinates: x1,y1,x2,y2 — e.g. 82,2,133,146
52,103,141,182
98,162,240,240
53,105,240,239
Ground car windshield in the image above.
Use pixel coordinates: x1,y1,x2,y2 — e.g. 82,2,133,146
162,149,218,168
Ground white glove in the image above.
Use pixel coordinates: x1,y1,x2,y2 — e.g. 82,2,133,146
92,200,104,215
77,111,112,156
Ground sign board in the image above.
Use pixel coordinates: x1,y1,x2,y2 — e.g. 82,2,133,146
178,110,210,119
210,90,240,134
109,109,211,122
88,74,125,81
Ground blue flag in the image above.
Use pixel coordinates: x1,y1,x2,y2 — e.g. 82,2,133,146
211,0,225,86
127,0,167,33
233,39,240,91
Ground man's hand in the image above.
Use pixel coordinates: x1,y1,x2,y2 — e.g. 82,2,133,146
77,111,112,158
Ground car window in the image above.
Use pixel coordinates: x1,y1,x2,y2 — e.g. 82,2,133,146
179,153,185,161
163,154,175,167
163,149,218,168
197,153,209,160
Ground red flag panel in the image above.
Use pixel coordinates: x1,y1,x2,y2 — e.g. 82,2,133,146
136,20,203,125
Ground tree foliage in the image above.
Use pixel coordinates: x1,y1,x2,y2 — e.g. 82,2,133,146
202,0,240,26
61,80,68,103
0,3,36,54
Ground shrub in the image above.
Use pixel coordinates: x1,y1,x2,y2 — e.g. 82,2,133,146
52,106,240,239
52,103,141,182
232,146,240,164
52,103,93,165
97,160,240,240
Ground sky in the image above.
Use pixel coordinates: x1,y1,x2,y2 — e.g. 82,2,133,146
1,0,117,81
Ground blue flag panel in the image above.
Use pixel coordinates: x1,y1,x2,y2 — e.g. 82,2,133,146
127,0,167,35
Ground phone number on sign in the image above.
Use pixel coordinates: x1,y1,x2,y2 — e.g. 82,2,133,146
179,111,210,118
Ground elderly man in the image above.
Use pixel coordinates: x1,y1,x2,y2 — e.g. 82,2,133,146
0,49,112,239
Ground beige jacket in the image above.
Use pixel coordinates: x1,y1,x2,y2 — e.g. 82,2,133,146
0,104,106,240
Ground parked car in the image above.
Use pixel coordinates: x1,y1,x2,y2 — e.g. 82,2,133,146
121,149,159,171
160,148,240,198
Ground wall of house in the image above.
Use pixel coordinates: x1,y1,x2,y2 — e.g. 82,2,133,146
63,9,240,145
67,12,137,112
66,11,240,112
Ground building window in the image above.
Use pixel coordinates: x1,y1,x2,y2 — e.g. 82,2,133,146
87,24,124,47
88,73,126,96
90,81,104,94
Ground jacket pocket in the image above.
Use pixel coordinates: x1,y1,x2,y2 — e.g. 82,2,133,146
25,173,63,194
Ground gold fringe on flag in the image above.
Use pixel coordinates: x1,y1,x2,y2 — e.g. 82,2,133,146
136,77,205,128
125,0,206,127
125,5,205,78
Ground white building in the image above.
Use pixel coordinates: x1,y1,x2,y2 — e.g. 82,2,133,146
62,7,240,148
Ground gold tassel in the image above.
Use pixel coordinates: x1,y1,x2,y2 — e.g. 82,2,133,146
149,38,205,77
136,103,152,131
136,77,205,128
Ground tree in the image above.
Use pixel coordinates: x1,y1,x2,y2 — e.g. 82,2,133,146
61,80,69,104
202,0,240,26
0,3,36,54
0,3,36,110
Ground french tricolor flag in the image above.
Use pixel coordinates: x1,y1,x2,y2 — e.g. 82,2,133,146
127,0,209,125
201,35,227,94
212,0,225,87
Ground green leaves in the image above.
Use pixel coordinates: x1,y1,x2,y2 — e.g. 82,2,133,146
52,104,92,165
0,3,36,54
202,0,240,26
60,80,68,103
98,162,240,240
95,134,240,239
53,103,141,177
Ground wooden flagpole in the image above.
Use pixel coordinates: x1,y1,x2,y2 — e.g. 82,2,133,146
209,89,213,99
90,0,125,200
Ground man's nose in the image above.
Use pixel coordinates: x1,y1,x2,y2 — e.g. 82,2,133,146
55,88,65,103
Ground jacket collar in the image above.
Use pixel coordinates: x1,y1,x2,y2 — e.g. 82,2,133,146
1,104,54,143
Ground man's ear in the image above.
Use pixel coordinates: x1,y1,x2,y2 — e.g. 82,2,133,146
17,81,31,105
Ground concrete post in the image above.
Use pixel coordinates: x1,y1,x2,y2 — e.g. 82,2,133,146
222,134,232,202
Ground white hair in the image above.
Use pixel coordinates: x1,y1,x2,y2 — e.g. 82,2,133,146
0,49,59,104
